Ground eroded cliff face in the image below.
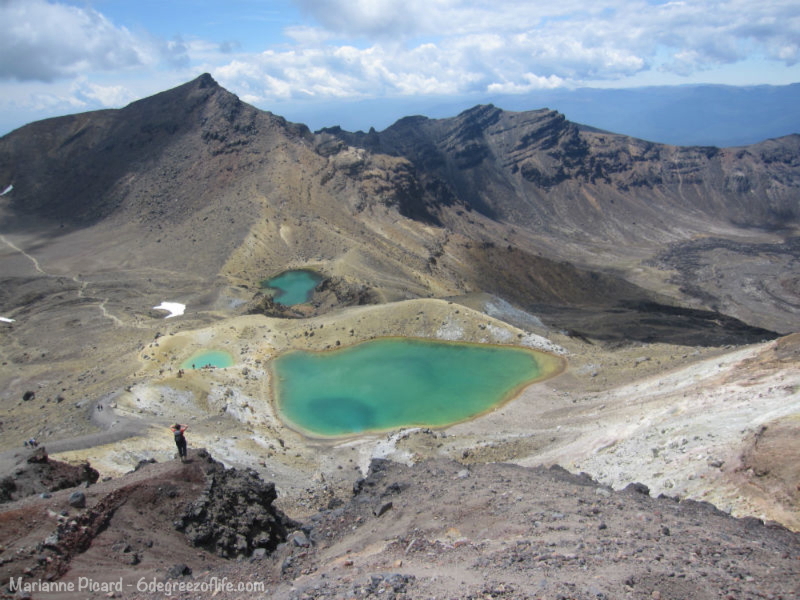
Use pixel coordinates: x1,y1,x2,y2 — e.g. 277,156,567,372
313,102,799,333
328,103,800,240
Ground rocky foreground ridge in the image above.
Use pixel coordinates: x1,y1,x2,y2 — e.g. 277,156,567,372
0,448,797,600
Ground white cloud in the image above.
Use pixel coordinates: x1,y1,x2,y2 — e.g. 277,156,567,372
70,77,136,107
23,88,87,112
295,0,438,38
487,74,566,94
6,0,799,97
285,25,336,45
208,0,795,104
1,0,799,136
0,0,151,82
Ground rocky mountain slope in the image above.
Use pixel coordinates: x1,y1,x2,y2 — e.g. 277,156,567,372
1,448,798,600
0,74,798,596
328,105,800,234
1,74,797,334
324,103,800,334
0,448,295,595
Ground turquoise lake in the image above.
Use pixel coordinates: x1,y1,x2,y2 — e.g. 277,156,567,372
261,270,323,306
272,338,562,437
180,350,235,370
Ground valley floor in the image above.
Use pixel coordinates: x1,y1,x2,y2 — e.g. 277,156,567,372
3,294,796,532
1,262,798,599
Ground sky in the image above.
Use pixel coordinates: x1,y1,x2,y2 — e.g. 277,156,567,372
1,0,799,136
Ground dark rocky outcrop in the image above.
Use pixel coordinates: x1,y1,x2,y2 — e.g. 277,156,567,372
0,448,99,504
0,449,302,585
174,450,297,558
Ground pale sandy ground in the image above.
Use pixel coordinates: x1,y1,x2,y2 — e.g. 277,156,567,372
51,297,800,532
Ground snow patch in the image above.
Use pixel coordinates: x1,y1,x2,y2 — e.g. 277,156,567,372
0,317,14,323
0,184,12,196
153,302,185,318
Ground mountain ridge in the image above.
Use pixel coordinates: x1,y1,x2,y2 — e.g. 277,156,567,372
3,74,799,237
0,74,311,226
1,73,797,335
324,99,800,238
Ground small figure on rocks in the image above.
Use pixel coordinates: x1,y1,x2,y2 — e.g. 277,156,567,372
170,423,188,462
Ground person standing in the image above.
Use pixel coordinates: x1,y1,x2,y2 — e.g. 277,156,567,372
170,423,188,462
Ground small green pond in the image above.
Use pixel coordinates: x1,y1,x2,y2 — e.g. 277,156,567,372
260,269,323,306
272,337,562,437
180,350,235,370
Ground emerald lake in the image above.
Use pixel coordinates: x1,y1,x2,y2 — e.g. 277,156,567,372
261,270,323,306
180,350,235,370
272,337,562,437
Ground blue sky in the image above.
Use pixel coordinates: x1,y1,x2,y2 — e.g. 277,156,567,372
1,0,799,136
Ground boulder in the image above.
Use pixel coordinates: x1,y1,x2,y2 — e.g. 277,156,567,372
67,491,86,508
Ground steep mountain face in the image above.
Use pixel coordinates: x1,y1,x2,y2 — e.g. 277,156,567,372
0,74,309,225
323,104,800,333
0,75,327,280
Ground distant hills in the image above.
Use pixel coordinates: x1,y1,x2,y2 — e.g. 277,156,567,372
271,83,800,147
2,82,799,148
491,84,800,147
